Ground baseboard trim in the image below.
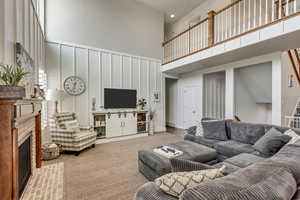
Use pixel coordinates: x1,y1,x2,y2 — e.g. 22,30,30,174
95,133,149,144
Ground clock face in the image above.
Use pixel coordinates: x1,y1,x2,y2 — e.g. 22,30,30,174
64,76,86,96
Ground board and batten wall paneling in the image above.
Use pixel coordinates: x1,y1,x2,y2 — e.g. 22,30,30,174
0,0,45,73
46,41,166,132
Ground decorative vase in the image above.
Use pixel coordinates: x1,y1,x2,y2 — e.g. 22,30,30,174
0,86,25,99
149,120,154,135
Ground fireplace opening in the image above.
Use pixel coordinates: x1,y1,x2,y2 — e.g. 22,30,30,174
19,136,31,196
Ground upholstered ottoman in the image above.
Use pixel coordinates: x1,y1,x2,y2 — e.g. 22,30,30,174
138,141,217,181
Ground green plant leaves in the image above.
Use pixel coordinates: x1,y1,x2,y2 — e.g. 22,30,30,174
0,64,29,86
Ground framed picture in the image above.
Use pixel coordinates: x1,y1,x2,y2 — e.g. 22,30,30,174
152,90,160,102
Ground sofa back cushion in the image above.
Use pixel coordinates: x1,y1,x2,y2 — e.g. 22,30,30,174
202,120,228,141
180,167,297,200
253,128,291,156
230,122,265,144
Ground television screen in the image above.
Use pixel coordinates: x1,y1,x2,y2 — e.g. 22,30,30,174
104,88,137,109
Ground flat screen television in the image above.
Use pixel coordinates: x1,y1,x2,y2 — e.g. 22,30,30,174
104,88,137,109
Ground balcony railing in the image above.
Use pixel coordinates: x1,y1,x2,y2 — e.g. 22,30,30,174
163,0,300,65
285,116,300,128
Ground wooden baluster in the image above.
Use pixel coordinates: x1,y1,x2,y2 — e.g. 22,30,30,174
254,0,257,28
244,0,246,31
286,0,290,16
272,0,275,21
266,0,269,24
208,10,216,46
249,0,251,29
234,3,236,36
260,0,262,25
279,0,282,19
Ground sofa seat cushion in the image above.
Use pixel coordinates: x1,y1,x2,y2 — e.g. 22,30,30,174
184,134,221,148
213,162,240,175
135,182,177,200
214,140,255,157
224,153,265,168
230,121,265,144
202,120,228,141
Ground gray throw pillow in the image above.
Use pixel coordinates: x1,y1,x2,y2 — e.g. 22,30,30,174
253,128,291,156
202,120,228,141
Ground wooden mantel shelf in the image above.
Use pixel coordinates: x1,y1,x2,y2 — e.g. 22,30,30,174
0,98,42,200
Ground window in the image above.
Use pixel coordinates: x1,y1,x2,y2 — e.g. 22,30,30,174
39,69,47,129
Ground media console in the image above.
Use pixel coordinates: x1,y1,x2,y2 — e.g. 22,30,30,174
93,109,148,141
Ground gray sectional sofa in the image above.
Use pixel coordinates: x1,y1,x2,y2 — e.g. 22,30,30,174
135,120,300,200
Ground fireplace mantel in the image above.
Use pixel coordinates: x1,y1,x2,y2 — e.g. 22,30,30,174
0,99,42,200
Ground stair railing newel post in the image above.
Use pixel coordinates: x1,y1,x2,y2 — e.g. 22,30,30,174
208,10,216,47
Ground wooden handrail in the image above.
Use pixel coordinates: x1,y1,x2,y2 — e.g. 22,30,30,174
162,0,300,65
288,50,300,84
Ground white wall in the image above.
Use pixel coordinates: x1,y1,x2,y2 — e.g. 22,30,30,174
46,41,166,132
166,78,178,127
234,63,273,123
0,0,45,78
165,0,232,40
281,52,300,122
45,0,164,59
169,52,286,128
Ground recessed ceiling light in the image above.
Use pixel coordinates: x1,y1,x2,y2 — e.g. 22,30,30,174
170,14,175,18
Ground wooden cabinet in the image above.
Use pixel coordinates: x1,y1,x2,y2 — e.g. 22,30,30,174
93,109,147,139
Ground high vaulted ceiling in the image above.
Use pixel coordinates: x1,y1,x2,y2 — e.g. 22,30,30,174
136,0,205,24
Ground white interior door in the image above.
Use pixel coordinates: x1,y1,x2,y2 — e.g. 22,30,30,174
183,86,201,129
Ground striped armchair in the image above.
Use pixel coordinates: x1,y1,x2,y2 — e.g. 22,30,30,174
50,112,97,155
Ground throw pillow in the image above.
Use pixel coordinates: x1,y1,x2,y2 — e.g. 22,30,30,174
202,120,228,141
155,166,225,197
62,120,80,132
285,129,300,145
253,128,291,156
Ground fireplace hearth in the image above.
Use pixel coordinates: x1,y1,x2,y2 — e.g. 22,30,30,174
18,135,31,197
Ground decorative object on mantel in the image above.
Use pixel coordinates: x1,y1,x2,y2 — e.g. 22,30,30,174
288,74,294,88
46,89,64,113
137,98,147,111
32,84,45,99
0,63,29,99
42,143,60,160
63,76,86,96
16,42,35,99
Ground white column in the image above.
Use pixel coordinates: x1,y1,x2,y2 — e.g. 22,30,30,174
225,68,235,119
199,74,204,120
272,58,282,125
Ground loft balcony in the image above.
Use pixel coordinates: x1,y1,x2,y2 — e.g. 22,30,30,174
162,0,300,75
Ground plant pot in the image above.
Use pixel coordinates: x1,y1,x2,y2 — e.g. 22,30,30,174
0,85,25,99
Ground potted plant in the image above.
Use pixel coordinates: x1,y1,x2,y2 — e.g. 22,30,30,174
0,64,29,99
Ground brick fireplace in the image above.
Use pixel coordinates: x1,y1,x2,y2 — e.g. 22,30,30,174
0,99,42,200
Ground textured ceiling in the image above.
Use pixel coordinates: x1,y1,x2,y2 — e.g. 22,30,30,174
136,0,205,24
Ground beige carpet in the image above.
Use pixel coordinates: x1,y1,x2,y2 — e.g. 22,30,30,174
21,162,64,200
45,132,183,200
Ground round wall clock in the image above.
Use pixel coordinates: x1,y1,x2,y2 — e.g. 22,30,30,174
64,76,86,96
